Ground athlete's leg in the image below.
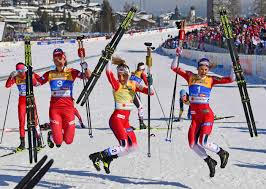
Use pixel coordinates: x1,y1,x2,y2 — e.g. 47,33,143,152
133,94,146,129
198,109,229,168
105,110,136,157
198,110,220,153
62,108,76,144
49,108,63,145
188,119,208,159
18,97,26,138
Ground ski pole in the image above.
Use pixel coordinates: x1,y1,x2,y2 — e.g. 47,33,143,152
165,75,177,142
77,36,93,138
34,102,45,147
153,85,169,127
0,88,12,144
166,20,186,142
144,42,154,157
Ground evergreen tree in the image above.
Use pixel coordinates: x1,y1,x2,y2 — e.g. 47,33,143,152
66,12,74,31
41,11,50,32
32,10,50,32
97,0,116,33
63,9,67,22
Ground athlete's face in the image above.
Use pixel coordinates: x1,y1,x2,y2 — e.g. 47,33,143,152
53,54,66,68
197,65,209,77
118,72,129,85
138,67,145,73
181,95,188,102
16,70,25,77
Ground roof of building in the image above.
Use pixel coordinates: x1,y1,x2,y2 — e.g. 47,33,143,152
0,12,16,16
4,19,29,23
0,7,15,11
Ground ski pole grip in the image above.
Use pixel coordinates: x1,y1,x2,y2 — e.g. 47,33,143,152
146,55,152,68
78,48,85,58
179,29,185,41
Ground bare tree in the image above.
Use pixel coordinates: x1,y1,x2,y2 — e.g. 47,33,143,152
123,1,132,12
253,0,266,16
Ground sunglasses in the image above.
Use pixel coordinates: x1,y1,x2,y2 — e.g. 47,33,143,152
17,69,25,73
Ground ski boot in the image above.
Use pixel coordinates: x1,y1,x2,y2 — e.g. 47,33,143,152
174,118,181,122
139,119,147,130
204,156,217,177
99,150,118,174
217,148,229,168
47,131,54,148
16,137,25,152
89,152,102,171
40,123,50,130
36,137,44,151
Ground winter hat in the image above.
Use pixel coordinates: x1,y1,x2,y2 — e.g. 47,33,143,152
16,62,25,71
180,89,187,97
53,48,65,58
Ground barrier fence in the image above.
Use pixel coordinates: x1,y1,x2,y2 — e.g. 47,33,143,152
161,46,266,80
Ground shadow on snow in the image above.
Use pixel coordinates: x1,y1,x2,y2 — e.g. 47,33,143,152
219,126,266,135
1,166,191,188
230,147,266,154
234,163,266,170
0,173,72,188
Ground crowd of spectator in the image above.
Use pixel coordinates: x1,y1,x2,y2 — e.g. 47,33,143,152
162,16,266,55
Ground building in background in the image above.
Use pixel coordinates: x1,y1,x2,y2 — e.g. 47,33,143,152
187,6,196,23
115,10,156,30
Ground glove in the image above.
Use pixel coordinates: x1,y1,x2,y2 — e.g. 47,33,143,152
147,75,153,86
80,61,88,70
176,47,182,56
10,71,17,78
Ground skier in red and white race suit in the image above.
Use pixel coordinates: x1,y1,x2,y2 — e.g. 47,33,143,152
36,48,91,148
5,62,42,151
40,107,85,130
129,62,149,129
171,47,235,177
89,56,154,174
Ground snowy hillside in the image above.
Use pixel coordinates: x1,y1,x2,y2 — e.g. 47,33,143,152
0,31,265,189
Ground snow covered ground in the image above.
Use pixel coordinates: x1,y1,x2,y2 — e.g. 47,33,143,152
0,31,265,189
